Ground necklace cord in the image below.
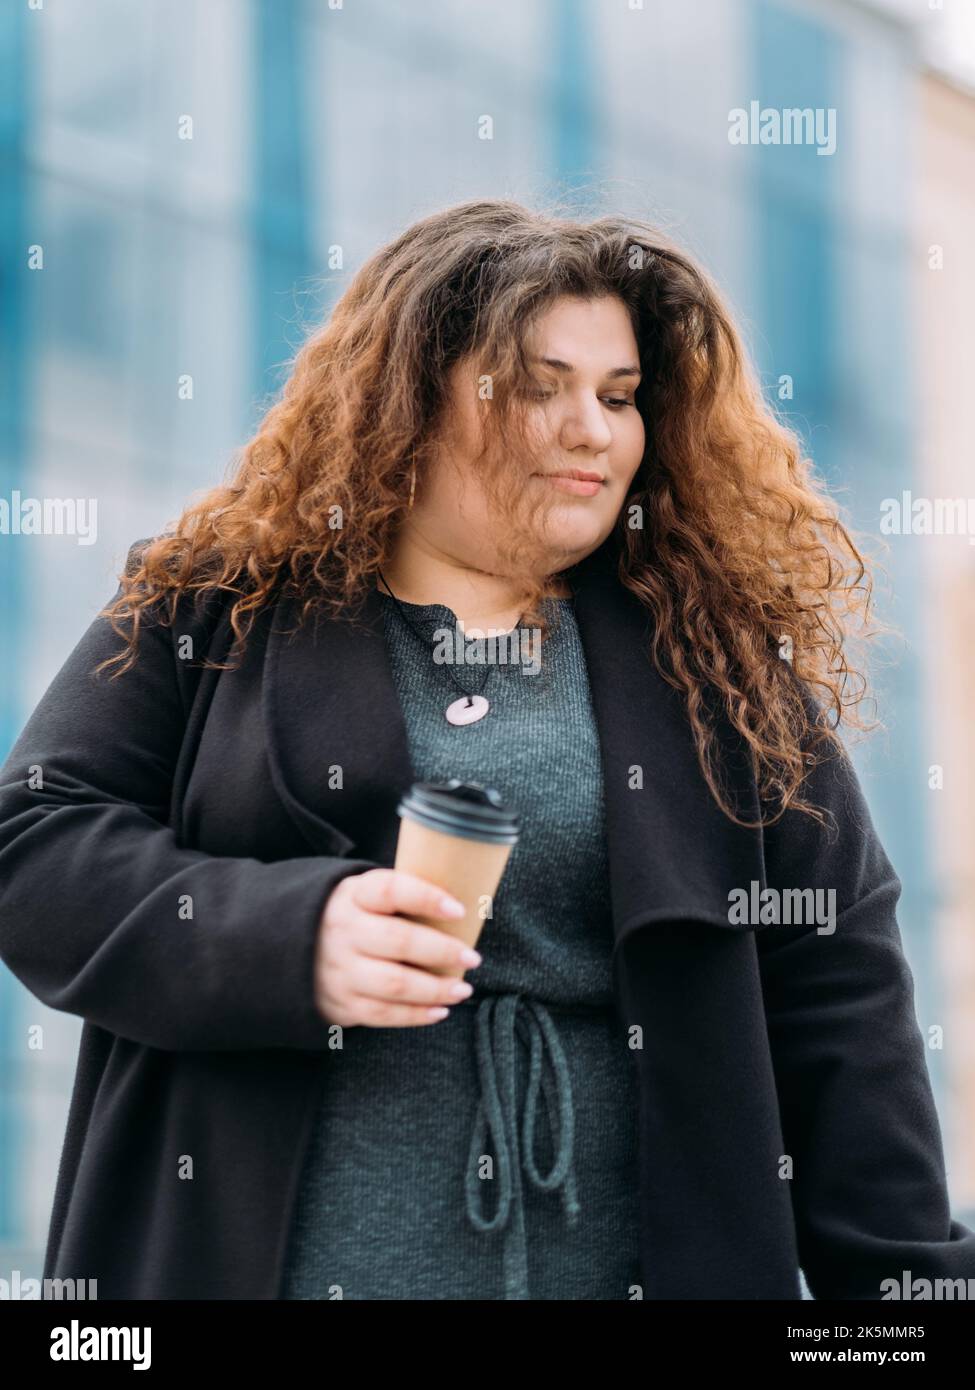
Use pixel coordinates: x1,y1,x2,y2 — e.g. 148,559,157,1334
376,567,528,702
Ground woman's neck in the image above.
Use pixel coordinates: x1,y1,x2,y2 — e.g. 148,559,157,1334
378,535,571,632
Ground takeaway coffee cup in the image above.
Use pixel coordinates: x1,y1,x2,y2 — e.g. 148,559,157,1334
394,779,520,978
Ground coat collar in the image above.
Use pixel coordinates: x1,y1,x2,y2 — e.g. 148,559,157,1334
262,536,766,951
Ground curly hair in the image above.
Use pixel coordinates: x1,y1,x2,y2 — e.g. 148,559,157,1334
95,197,879,827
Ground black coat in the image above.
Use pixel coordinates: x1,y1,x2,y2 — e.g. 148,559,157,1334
1,534,973,1300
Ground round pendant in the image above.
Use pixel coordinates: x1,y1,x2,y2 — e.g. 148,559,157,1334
446,694,489,725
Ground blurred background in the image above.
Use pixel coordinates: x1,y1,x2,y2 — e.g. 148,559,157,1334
1,0,974,1294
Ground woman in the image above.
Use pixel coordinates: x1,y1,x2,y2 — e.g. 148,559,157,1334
1,199,973,1302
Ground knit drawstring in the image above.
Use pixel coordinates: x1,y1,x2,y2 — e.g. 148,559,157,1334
464,992,582,1299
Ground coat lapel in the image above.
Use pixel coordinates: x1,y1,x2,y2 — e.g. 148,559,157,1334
262,576,415,864
262,535,766,947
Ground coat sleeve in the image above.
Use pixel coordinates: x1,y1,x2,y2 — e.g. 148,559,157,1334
0,549,381,1054
758,733,975,1299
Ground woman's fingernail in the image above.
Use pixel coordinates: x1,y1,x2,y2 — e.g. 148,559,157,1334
440,896,465,918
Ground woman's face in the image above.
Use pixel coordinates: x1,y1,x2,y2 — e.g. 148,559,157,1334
413,293,646,575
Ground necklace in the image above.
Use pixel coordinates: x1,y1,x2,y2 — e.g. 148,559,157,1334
376,567,526,725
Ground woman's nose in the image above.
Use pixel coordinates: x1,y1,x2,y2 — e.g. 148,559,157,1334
557,396,614,454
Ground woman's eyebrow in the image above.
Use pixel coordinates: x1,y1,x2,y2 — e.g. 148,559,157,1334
532,355,642,381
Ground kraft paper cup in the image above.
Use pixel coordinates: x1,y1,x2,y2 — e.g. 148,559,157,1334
393,779,520,978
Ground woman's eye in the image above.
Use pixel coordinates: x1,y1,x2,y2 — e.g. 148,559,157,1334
523,387,635,408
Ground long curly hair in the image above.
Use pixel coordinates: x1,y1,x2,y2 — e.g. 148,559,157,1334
96,197,879,826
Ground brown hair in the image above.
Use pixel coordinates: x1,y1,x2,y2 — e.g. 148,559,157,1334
96,197,879,826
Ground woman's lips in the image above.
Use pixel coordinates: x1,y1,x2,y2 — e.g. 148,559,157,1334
533,473,603,497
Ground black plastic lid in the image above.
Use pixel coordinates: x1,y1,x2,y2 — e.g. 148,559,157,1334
396,779,520,845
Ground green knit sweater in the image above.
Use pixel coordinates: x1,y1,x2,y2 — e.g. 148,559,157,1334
279,594,642,1300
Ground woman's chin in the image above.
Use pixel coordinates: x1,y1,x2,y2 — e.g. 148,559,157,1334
536,510,609,556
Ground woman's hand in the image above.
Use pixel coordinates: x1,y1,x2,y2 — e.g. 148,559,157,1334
314,867,481,1028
